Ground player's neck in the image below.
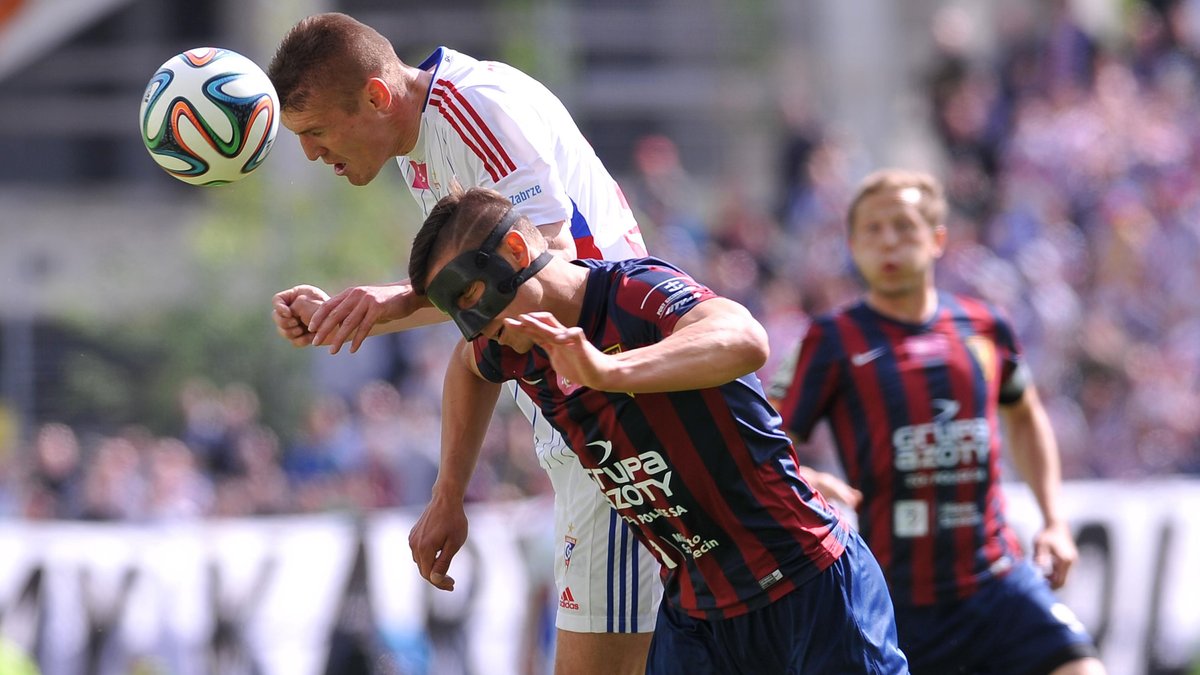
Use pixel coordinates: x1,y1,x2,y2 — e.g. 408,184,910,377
864,285,938,324
395,67,433,155
541,263,591,328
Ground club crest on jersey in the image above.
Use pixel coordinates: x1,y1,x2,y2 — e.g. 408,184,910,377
903,332,950,367
563,535,577,569
409,160,429,189
965,335,997,383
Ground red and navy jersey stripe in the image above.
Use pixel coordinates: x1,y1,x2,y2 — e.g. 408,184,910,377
777,291,1024,607
475,258,848,619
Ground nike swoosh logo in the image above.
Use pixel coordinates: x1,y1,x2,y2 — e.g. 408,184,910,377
932,398,961,422
520,377,543,385
587,439,613,464
850,347,887,367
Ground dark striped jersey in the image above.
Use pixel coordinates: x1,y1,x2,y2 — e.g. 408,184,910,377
474,257,849,620
773,291,1026,607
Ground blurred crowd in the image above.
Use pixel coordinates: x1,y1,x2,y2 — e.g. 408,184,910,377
2,0,1199,522
801,0,1200,480
619,0,1200,481
0,366,548,520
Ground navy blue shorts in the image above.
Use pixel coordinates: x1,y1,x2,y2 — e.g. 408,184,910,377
646,531,909,674
894,560,1098,674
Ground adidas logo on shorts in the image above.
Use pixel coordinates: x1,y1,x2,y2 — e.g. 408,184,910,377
559,587,580,611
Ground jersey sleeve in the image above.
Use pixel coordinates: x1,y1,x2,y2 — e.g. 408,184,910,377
611,259,718,342
776,319,843,442
434,79,574,227
991,305,1026,400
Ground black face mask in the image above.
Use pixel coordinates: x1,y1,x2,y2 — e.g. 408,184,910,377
425,208,553,341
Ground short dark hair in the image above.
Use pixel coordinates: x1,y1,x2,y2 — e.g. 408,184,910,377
409,188,542,294
268,12,399,113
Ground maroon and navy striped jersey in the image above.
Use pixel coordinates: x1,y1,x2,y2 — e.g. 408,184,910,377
474,258,849,620
774,292,1026,607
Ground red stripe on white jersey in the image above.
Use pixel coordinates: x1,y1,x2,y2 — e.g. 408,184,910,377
429,97,500,183
430,80,514,182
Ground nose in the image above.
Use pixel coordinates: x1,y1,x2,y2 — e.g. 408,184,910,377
879,224,901,247
486,321,506,344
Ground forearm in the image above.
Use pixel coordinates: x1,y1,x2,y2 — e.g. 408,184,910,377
370,305,449,335
603,300,768,393
433,344,503,502
372,279,440,332
1003,392,1065,526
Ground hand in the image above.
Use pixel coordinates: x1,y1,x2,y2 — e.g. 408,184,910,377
408,495,469,591
271,285,330,347
1032,520,1078,589
503,312,613,390
308,284,420,354
798,466,863,509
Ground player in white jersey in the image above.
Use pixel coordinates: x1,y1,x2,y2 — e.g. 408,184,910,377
266,13,660,674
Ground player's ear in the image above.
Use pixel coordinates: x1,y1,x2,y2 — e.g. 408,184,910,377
931,223,948,258
365,77,393,111
503,230,532,266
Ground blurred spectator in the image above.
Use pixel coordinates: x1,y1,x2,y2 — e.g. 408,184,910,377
286,395,358,480
774,92,824,224
179,377,231,474
22,422,84,519
233,425,291,515
79,435,144,521
622,134,707,276
926,4,1009,218
624,134,708,240
145,437,213,520
1042,0,1097,96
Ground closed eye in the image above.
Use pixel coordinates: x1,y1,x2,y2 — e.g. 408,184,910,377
457,280,485,309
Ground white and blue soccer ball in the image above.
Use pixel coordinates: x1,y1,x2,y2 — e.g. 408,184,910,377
139,47,279,186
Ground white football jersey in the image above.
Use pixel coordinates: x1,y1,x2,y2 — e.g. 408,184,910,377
398,47,648,468
398,47,646,261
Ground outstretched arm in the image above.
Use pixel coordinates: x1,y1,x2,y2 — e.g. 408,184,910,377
271,281,449,352
1001,383,1077,589
408,340,502,591
299,219,573,354
503,297,768,394
305,280,448,354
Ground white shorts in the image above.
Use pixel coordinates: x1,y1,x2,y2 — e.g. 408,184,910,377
510,382,662,633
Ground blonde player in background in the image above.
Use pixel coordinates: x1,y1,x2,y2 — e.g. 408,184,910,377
771,168,1105,675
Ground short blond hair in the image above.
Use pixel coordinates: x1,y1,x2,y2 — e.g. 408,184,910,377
846,168,946,232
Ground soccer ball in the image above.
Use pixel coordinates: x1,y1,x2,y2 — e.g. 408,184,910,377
139,47,279,186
